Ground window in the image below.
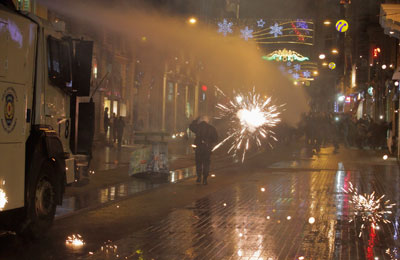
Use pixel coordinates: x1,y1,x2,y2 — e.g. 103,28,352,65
17,0,31,12
47,36,72,89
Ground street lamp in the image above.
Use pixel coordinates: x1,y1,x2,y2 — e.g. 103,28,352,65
322,62,328,66
313,71,318,76
319,54,326,60
188,17,197,25
331,49,338,54
382,64,387,70
323,20,331,25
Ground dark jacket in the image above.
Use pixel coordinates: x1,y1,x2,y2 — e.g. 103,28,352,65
189,120,218,150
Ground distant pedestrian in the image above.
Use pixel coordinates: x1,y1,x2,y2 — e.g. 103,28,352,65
104,107,110,138
111,113,117,143
117,116,125,149
189,116,218,185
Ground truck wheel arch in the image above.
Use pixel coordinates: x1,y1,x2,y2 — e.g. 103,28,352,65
25,126,66,205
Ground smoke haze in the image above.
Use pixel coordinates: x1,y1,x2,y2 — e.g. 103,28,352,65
38,0,309,125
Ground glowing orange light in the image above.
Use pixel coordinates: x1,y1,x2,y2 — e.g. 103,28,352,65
373,47,381,58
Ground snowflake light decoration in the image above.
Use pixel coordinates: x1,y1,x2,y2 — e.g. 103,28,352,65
292,73,300,80
303,70,311,78
269,23,283,37
257,19,266,28
286,61,292,67
294,64,301,71
296,19,308,30
218,19,233,36
240,26,253,41
288,69,293,74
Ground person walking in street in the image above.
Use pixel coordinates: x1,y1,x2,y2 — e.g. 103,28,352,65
104,107,110,140
111,113,117,144
189,116,218,185
117,116,125,150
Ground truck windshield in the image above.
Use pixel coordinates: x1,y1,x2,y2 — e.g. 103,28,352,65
47,36,72,89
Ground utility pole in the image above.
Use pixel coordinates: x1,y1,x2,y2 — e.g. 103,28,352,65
174,82,178,132
162,64,167,132
236,0,240,19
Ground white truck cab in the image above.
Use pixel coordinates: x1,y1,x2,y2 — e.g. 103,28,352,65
0,2,94,238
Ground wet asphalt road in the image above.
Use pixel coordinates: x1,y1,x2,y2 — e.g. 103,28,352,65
1,145,399,260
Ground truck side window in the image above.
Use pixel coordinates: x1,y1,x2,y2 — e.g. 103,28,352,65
47,36,72,89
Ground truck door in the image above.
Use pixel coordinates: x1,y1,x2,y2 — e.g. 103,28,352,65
45,35,72,150
0,10,36,211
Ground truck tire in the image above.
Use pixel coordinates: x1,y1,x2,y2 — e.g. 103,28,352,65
19,159,58,239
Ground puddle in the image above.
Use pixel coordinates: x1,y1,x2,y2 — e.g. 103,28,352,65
56,166,197,218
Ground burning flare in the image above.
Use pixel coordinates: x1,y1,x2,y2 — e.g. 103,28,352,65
342,182,395,237
66,234,85,248
0,188,7,211
213,87,282,162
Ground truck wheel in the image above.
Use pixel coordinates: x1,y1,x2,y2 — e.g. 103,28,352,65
20,160,58,239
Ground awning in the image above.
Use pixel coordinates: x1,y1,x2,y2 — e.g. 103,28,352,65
380,4,400,39
393,66,400,80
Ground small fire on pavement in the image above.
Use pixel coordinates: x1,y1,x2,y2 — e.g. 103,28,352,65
66,234,85,248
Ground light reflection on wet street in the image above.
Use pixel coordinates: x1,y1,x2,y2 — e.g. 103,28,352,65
82,147,400,260
56,167,197,218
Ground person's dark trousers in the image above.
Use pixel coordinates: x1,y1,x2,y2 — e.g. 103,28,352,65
117,133,123,149
195,146,211,184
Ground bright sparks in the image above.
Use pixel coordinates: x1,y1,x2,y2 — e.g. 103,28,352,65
66,234,85,248
342,182,395,237
0,188,7,211
213,87,282,162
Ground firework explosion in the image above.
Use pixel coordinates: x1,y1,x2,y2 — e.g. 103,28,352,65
213,87,282,162
386,248,399,260
66,234,85,248
342,182,395,237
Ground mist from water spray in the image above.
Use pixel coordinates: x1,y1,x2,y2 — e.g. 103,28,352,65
39,0,308,125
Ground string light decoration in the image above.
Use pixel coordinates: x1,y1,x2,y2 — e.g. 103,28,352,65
257,19,266,28
214,18,314,46
262,49,309,62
